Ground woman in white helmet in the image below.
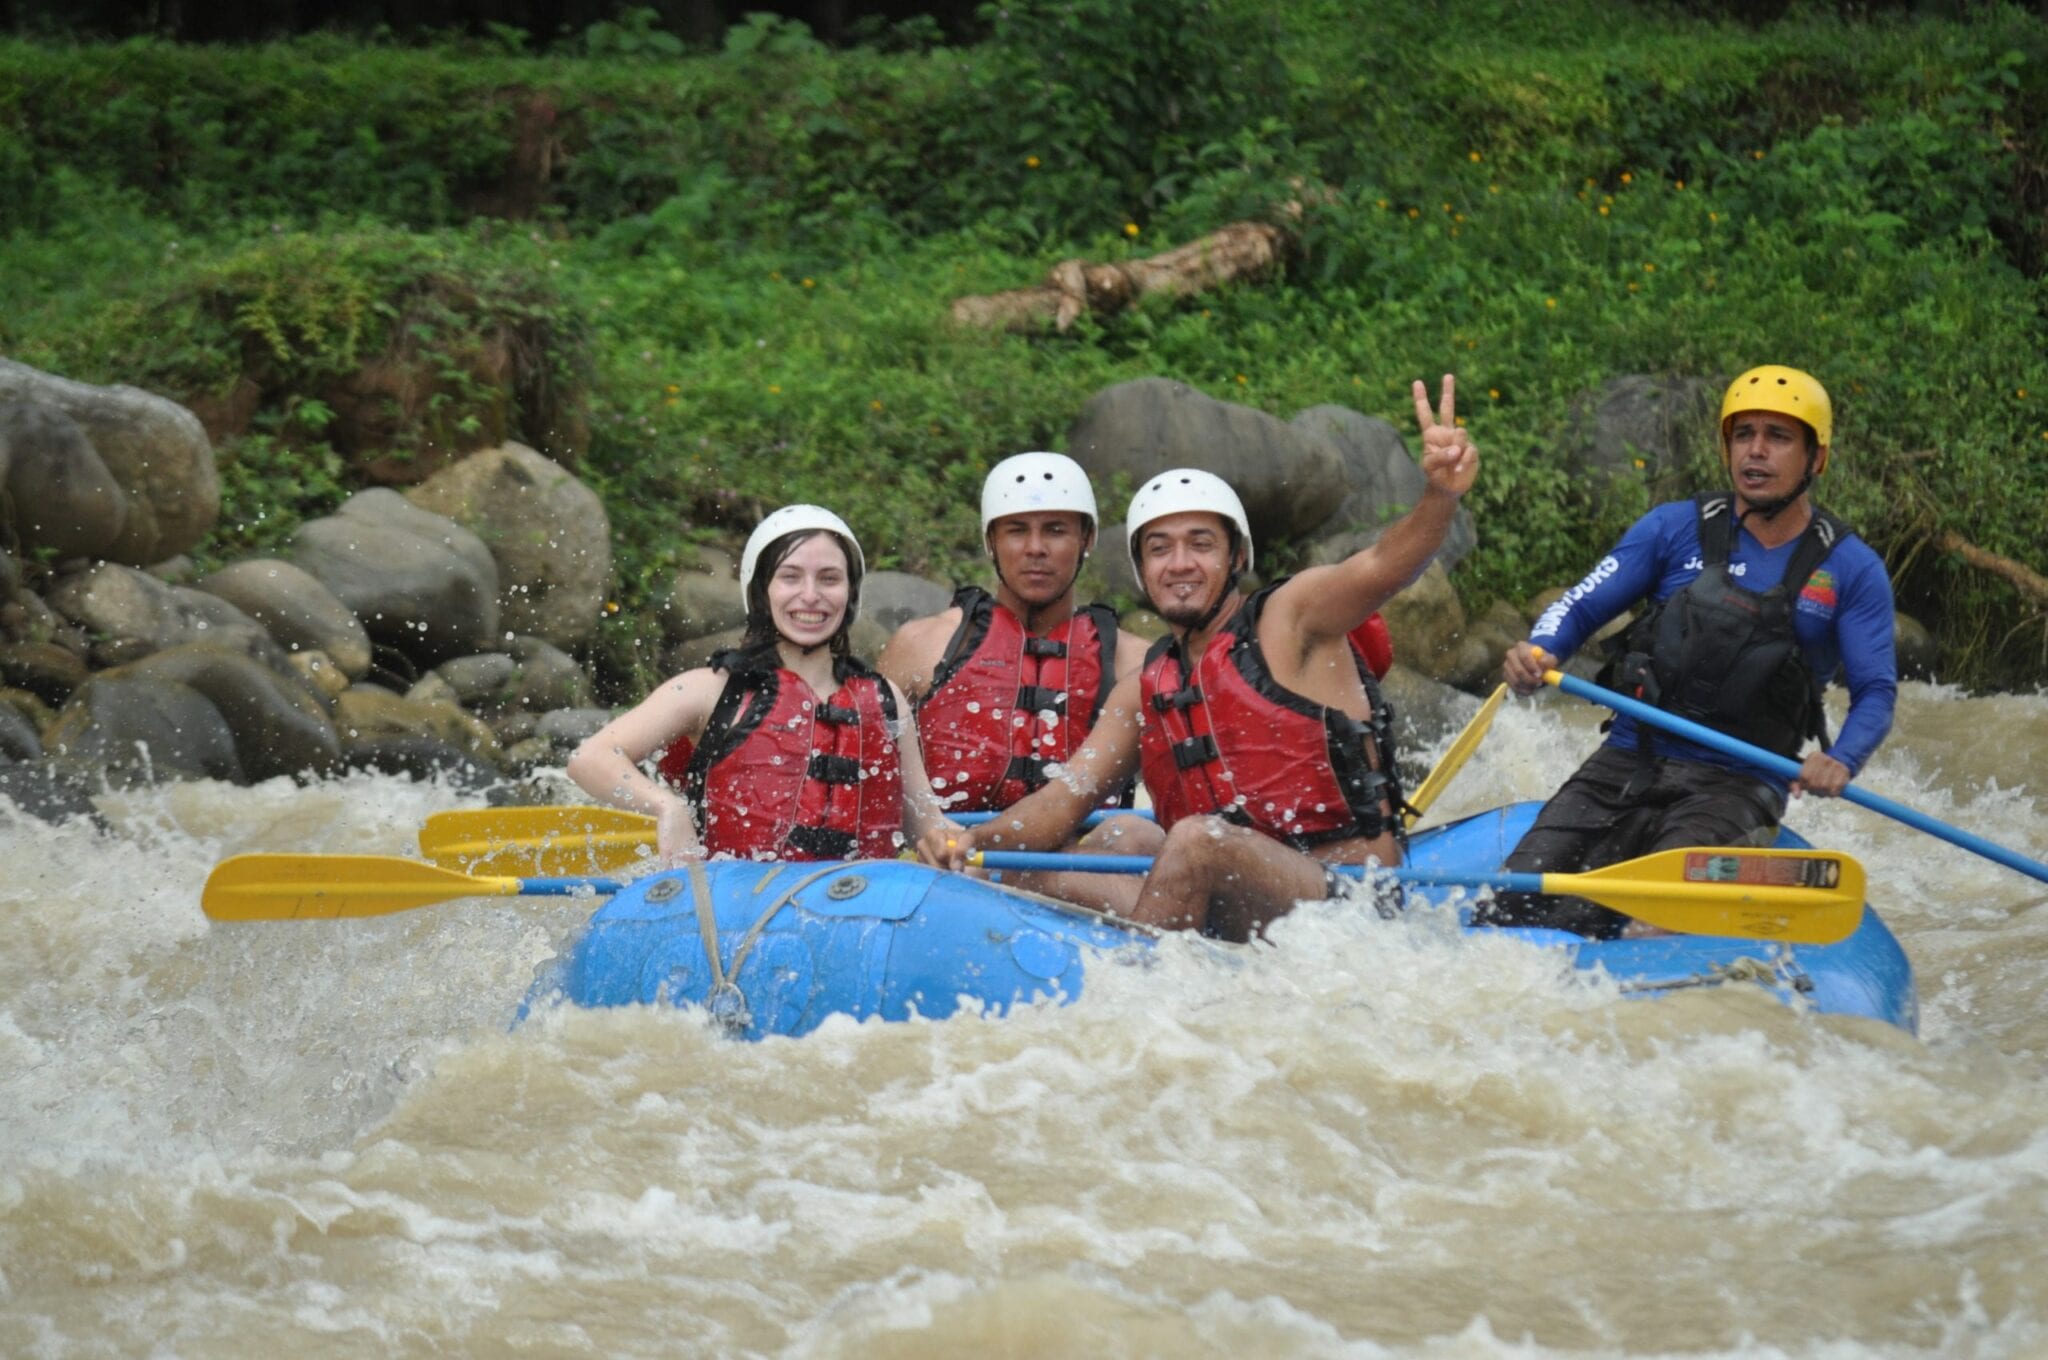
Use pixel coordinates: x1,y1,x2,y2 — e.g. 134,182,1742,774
569,505,946,865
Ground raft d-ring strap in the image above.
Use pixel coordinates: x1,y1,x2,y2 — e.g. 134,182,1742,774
689,861,847,1035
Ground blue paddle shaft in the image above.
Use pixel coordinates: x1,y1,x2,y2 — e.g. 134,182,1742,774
516,877,629,896
955,808,1147,827
976,850,1540,892
1551,670,2048,887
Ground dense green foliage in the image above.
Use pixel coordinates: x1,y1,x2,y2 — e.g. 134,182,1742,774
2,0,2045,688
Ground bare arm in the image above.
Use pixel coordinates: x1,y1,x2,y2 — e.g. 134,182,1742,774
875,609,960,706
886,677,955,848
922,669,1146,868
1272,374,1479,646
565,668,727,862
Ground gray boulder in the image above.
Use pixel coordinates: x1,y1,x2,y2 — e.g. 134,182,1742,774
535,706,614,749
1895,611,1938,681
1564,375,1721,500
111,644,341,781
289,488,501,666
862,570,954,635
46,562,277,661
0,702,38,762
432,652,520,707
0,641,87,707
0,401,132,559
197,559,374,680
1376,561,1469,686
45,674,245,785
1066,379,1349,544
1290,405,1476,568
0,358,219,563
333,685,500,764
406,442,613,648
505,635,592,712
659,545,744,641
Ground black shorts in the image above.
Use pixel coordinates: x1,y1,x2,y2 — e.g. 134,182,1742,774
1477,744,1786,938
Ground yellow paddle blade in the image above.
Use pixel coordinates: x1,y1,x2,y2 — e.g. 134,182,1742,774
203,854,521,921
1549,847,1866,945
418,806,655,874
1406,683,1507,826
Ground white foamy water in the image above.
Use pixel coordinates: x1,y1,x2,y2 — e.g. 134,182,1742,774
3,682,2045,1357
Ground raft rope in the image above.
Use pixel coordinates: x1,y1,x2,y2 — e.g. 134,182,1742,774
1614,949,1815,999
686,861,866,1035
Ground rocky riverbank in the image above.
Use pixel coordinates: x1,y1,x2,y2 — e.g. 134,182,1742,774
0,358,1937,821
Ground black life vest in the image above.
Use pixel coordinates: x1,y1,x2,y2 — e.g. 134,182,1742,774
1605,492,1852,759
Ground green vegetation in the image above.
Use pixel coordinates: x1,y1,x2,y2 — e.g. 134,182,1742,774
2,0,2045,690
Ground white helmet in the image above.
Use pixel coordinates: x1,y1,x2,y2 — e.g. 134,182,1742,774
1125,468,1254,583
980,451,1099,537
739,505,865,613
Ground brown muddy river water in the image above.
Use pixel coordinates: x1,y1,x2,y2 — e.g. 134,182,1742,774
3,681,2045,1358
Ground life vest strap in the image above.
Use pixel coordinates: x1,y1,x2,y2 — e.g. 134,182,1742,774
807,753,862,784
1023,636,1068,658
786,825,856,858
1172,734,1220,769
815,703,860,726
1016,684,1066,712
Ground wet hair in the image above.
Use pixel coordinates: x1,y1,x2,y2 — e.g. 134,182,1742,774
739,529,862,659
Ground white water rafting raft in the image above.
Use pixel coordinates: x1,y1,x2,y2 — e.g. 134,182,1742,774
499,800,1916,1036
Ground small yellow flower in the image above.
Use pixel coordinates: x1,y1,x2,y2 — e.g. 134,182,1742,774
870,399,884,412
1545,297,1556,308
1442,202,1453,213
1598,204,1610,216
1468,151,1482,162
1584,177,1595,187
1450,226,1461,237
1489,183,1500,194
1235,373,1248,385
664,383,680,394
1620,171,1633,184
1407,207,1420,218
1674,180,1685,191
1633,458,1646,470
1453,213,1465,222
1352,376,1363,386
1643,262,1656,272
1627,282,1639,292
1377,198,1389,209
1454,416,1466,427
768,384,782,395
1466,339,1477,349
769,270,783,281
1201,309,1211,318
1487,388,1500,400
801,277,815,289
1709,211,1720,222
1752,149,1766,160
1124,222,1140,238
1602,195,1614,205
1026,155,1040,169
2017,388,2028,399
604,600,620,614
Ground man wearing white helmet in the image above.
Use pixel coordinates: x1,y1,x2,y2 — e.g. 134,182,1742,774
570,505,946,865
924,378,1479,940
1484,364,1897,938
879,451,1150,818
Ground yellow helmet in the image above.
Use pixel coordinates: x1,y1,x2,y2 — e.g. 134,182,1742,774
1720,365,1832,474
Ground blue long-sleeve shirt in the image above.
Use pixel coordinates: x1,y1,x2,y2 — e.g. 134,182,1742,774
1529,500,1897,789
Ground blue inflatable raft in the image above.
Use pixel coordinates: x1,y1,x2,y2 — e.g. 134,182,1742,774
529,802,1918,1037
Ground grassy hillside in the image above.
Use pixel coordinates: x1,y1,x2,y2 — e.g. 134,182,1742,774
3,0,2044,688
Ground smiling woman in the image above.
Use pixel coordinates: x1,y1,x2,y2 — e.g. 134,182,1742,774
564,505,948,867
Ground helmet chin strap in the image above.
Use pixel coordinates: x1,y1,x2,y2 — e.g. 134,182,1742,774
1735,451,1818,528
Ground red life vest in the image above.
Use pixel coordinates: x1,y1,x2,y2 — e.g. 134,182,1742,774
682,653,905,861
1349,612,1393,680
1138,584,1408,850
914,586,1124,813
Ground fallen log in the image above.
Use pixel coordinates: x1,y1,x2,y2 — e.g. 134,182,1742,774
951,221,1292,332
1936,531,2048,608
